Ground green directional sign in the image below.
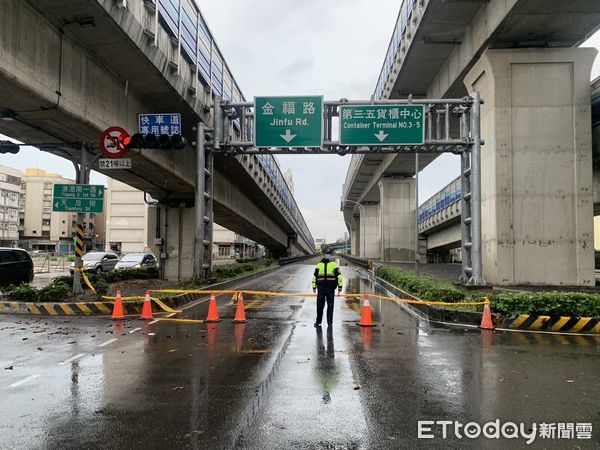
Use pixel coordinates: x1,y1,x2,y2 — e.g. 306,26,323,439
339,104,425,145
254,96,323,147
52,184,104,213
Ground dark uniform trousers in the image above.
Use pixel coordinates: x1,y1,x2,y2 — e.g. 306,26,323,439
316,287,335,325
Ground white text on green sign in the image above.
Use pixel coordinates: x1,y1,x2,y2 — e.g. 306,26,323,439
339,105,425,145
254,96,323,147
52,184,104,213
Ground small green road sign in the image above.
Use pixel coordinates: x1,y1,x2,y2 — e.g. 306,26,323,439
254,96,323,147
339,104,425,145
52,184,104,213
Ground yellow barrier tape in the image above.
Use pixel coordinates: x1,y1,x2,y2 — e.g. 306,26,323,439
148,289,486,307
101,295,182,314
73,268,96,293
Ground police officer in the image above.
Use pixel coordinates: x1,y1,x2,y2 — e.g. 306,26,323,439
312,249,343,327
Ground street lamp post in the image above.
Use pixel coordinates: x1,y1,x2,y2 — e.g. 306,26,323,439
343,199,366,259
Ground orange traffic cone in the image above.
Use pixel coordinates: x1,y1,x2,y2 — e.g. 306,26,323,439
232,292,247,323
141,291,153,320
480,298,494,330
358,295,376,327
112,290,124,319
205,292,221,322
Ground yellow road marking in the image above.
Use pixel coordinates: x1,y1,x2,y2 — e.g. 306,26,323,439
94,302,111,314
549,317,571,332
509,315,529,329
58,303,75,315
27,304,40,314
528,315,550,330
76,303,93,315
155,318,205,324
570,318,592,333
42,304,58,316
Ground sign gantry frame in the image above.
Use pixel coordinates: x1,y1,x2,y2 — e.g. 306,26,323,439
197,94,485,286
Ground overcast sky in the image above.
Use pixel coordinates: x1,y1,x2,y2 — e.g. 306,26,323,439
2,2,600,243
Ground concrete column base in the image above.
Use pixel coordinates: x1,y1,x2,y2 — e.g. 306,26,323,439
360,204,380,259
151,206,195,281
379,178,416,262
464,47,597,286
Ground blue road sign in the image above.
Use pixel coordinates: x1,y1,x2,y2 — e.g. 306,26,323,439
138,113,182,136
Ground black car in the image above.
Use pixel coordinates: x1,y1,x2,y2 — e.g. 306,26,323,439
0,248,34,287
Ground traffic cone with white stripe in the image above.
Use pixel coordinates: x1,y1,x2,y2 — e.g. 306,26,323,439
205,292,221,322
358,294,375,327
232,292,247,323
112,290,124,319
480,298,494,330
141,291,153,320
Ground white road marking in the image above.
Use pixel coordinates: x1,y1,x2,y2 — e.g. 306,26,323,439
129,327,142,334
98,338,118,347
58,353,86,365
9,374,40,388
147,319,159,325
166,313,176,318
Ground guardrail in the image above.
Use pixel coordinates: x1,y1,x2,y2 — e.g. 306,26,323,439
341,254,372,270
278,255,315,265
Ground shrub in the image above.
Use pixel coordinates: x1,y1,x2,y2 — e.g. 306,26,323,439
3,284,39,302
38,283,70,303
94,280,109,298
377,266,465,303
486,292,600,317
53,275,74,287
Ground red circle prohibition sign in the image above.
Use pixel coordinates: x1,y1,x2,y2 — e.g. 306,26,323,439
100,126,129,158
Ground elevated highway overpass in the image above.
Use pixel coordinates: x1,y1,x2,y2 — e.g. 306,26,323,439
343,0,600,286
0,0,314,279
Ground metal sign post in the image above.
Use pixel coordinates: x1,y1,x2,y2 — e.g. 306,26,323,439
211,94,485,286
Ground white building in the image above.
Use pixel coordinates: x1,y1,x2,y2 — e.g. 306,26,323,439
0,164,22,247
104,178,149,254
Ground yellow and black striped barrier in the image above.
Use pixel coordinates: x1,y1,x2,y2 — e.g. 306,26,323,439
74,224,84,257
501,314,600,334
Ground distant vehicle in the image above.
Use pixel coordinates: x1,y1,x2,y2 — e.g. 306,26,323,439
0,248,34,287
115,253,158,270
69,252,119,275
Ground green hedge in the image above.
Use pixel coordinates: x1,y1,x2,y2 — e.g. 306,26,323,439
377,266,466,302
215,259,273,281
487,292,600,317
2,266,159,303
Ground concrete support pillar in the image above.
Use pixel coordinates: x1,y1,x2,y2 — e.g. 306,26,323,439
161,205,195,281
379,178,416,262
359,204,380,259
464,48,597,286
350,217,360,256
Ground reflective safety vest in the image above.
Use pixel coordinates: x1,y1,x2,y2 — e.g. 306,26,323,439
312,258,343,290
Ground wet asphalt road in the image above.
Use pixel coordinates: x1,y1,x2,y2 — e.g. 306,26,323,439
1,261,599,449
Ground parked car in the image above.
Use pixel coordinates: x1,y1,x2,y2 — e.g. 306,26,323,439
0,248,34,287
69,252,119,275
115,253,158,270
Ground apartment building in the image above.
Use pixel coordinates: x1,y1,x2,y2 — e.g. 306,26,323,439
18,168,82,253
0,165,22,247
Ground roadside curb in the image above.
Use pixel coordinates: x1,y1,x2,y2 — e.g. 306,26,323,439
373,273,600,335
0,264,285,317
